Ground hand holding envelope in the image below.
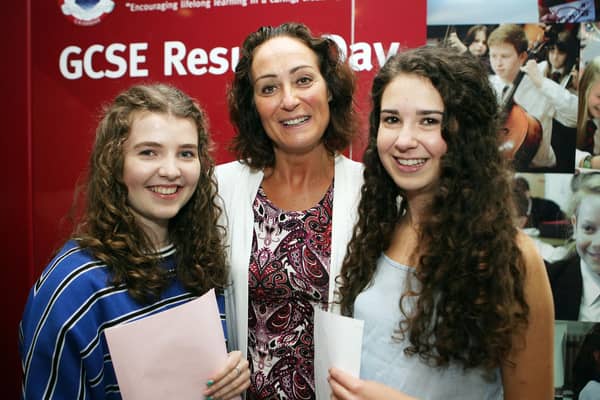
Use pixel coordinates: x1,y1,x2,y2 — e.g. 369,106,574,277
105,289,242,400
314,308,364,400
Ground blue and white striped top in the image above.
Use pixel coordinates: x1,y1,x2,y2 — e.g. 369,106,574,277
19,240,227,400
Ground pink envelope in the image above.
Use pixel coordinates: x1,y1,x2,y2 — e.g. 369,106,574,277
105,289,232,399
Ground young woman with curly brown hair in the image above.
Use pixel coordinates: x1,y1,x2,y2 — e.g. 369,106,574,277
20,84,249,399
328,47,554,399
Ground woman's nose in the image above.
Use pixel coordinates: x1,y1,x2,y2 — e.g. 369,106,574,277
392,127,418,150
280,86,300,111
158,157,181,179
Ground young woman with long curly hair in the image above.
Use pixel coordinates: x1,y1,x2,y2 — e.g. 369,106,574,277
329,47,554,399
20,84,249,399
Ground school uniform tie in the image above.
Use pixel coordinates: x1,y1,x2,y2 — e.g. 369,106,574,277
551,71,562,83
501,85,511,103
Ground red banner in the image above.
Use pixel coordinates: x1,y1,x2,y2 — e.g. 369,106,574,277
31,1,424,272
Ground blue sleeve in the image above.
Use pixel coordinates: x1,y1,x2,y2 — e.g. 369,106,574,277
216,291,228,344
19,243,104,400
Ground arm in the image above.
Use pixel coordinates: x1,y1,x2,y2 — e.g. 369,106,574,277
522,60,578,126
20,245,100,399
447,32,468,54
590,156,600,169
203,350,250,400
578,154,600,169
502,232,554,400
20,306,87,399
328,367,418,400
576,149,592,169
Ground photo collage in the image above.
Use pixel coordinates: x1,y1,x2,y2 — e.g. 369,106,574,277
427,1,600,398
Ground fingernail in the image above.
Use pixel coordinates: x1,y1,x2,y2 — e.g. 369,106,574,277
206,380,214,387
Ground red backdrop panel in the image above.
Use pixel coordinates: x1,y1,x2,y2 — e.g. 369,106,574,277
30,1,426,274
1,1,31,396
31,0,355,271
3,0,426,395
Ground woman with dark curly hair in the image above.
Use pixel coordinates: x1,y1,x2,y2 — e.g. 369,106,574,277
328,47,554,399
216,22,363,399
20,84,249,399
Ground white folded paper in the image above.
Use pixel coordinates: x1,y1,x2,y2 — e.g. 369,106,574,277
314,308,364,399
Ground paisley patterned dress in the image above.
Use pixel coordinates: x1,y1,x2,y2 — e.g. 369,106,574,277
246,182,333,400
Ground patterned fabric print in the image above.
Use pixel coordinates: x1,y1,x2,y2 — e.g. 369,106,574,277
247,182,333,400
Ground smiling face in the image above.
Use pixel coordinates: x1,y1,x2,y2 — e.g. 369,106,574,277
588,80,600,119
377,74,448,203
251,36,330,157
574,194,600,274
122,112,200,245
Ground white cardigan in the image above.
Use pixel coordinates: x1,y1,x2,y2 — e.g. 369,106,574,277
215,155,364,357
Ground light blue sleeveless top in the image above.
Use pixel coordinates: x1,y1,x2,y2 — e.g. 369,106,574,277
354,254,503,400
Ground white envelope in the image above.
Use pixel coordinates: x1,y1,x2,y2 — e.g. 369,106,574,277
314,308,364,399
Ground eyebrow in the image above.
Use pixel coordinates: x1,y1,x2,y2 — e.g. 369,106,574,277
254,65,315,83
180,143,199,149
132,141,161,149
132,141,198,149
380,109,445,116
